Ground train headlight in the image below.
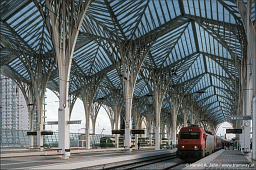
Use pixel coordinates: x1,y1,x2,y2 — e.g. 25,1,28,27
181,145,185,149
194,146,198,150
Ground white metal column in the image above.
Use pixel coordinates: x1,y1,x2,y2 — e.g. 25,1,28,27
124,80,132,150
155,91,160,150
171,112,177,146
85,112,90,149
183,112,188,127
253,97,256,160
115,113,119,148
46,1,90,159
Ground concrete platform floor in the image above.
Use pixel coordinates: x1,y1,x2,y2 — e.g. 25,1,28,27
1,147,177,169
183,149,255,169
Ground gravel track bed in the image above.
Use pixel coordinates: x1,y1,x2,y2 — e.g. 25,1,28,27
131,158,184,170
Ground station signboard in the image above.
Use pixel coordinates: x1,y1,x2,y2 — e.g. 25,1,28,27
226,129,242,134
112,129,125,134
112,129,145,134
131,130,145,134
27,131,37,135
41,131,54,135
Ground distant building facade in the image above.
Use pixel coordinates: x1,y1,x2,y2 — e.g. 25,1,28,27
0,74,30,146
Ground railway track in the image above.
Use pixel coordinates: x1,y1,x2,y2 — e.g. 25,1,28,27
80,152,184,169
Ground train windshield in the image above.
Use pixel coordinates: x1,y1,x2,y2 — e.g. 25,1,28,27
180,132,200,139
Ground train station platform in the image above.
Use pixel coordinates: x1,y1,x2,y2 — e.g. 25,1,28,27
184,149,255,169
1,146,177,169
0,146,128,158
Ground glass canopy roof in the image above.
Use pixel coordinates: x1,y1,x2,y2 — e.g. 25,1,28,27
0,0,246,125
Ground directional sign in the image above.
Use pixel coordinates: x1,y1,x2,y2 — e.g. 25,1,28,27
27,131,37,135
131,130,145,134
226,129,242,134
112,129,145,134
112,129,125,134
41,131,53,135
47,121,58,125
67,120,82,124
230,116,252,120
47,120,82,125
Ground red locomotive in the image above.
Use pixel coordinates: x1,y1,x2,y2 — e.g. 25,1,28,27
177,125,221,161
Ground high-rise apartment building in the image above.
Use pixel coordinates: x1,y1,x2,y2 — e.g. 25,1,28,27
0,74,30,146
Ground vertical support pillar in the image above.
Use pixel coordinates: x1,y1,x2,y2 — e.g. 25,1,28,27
243,120,251,153
135,113,139,149
85,111,90,149
124,81,132,150
167,126,171,146
135,134,138,148
183,112,188,127
59,77,70,158
253,97,256,160
37,119,43,150
115,113,119,148
148,122,152,146
29,110,34,148
171,112,177,147
36,102,44,150
191,114,195,125
155,92,160,150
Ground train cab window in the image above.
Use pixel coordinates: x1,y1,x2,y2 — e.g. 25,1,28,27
180,132,200,139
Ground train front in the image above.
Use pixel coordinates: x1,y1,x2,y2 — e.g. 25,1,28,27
176,126,206,160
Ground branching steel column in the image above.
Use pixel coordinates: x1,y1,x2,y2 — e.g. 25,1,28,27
142,66,176,150
46,0,91,158
114,41,153,150
91,102,101,147
147,116,154,146
102,105,115,131
91,102,101,136
168,86,185,146
183,109,189,127
133,98,146,149
80,76,103,150
114,105,121,148
102,89,123,148
19,54,55,149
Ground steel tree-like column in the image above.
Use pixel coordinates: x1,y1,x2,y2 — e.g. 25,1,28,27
114,107,120,148
123,78,133,150
115,42,152,150
46,0,90,158
103,89,123,148
19,54,56,149
154,91,161,150
183,106,189,127
102,105,115,133
141,67,176,150
146,115,154,146
168,86,186,146
132,98,145,149
91,102,101,135
80,76,103,150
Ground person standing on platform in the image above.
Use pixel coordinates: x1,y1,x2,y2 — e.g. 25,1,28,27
138,142,140,150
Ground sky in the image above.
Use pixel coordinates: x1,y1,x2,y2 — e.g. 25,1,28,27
44,89,112,134
216,122,236,140
44,88,238,139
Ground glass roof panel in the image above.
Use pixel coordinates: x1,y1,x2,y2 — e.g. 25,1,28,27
0,0,247,126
